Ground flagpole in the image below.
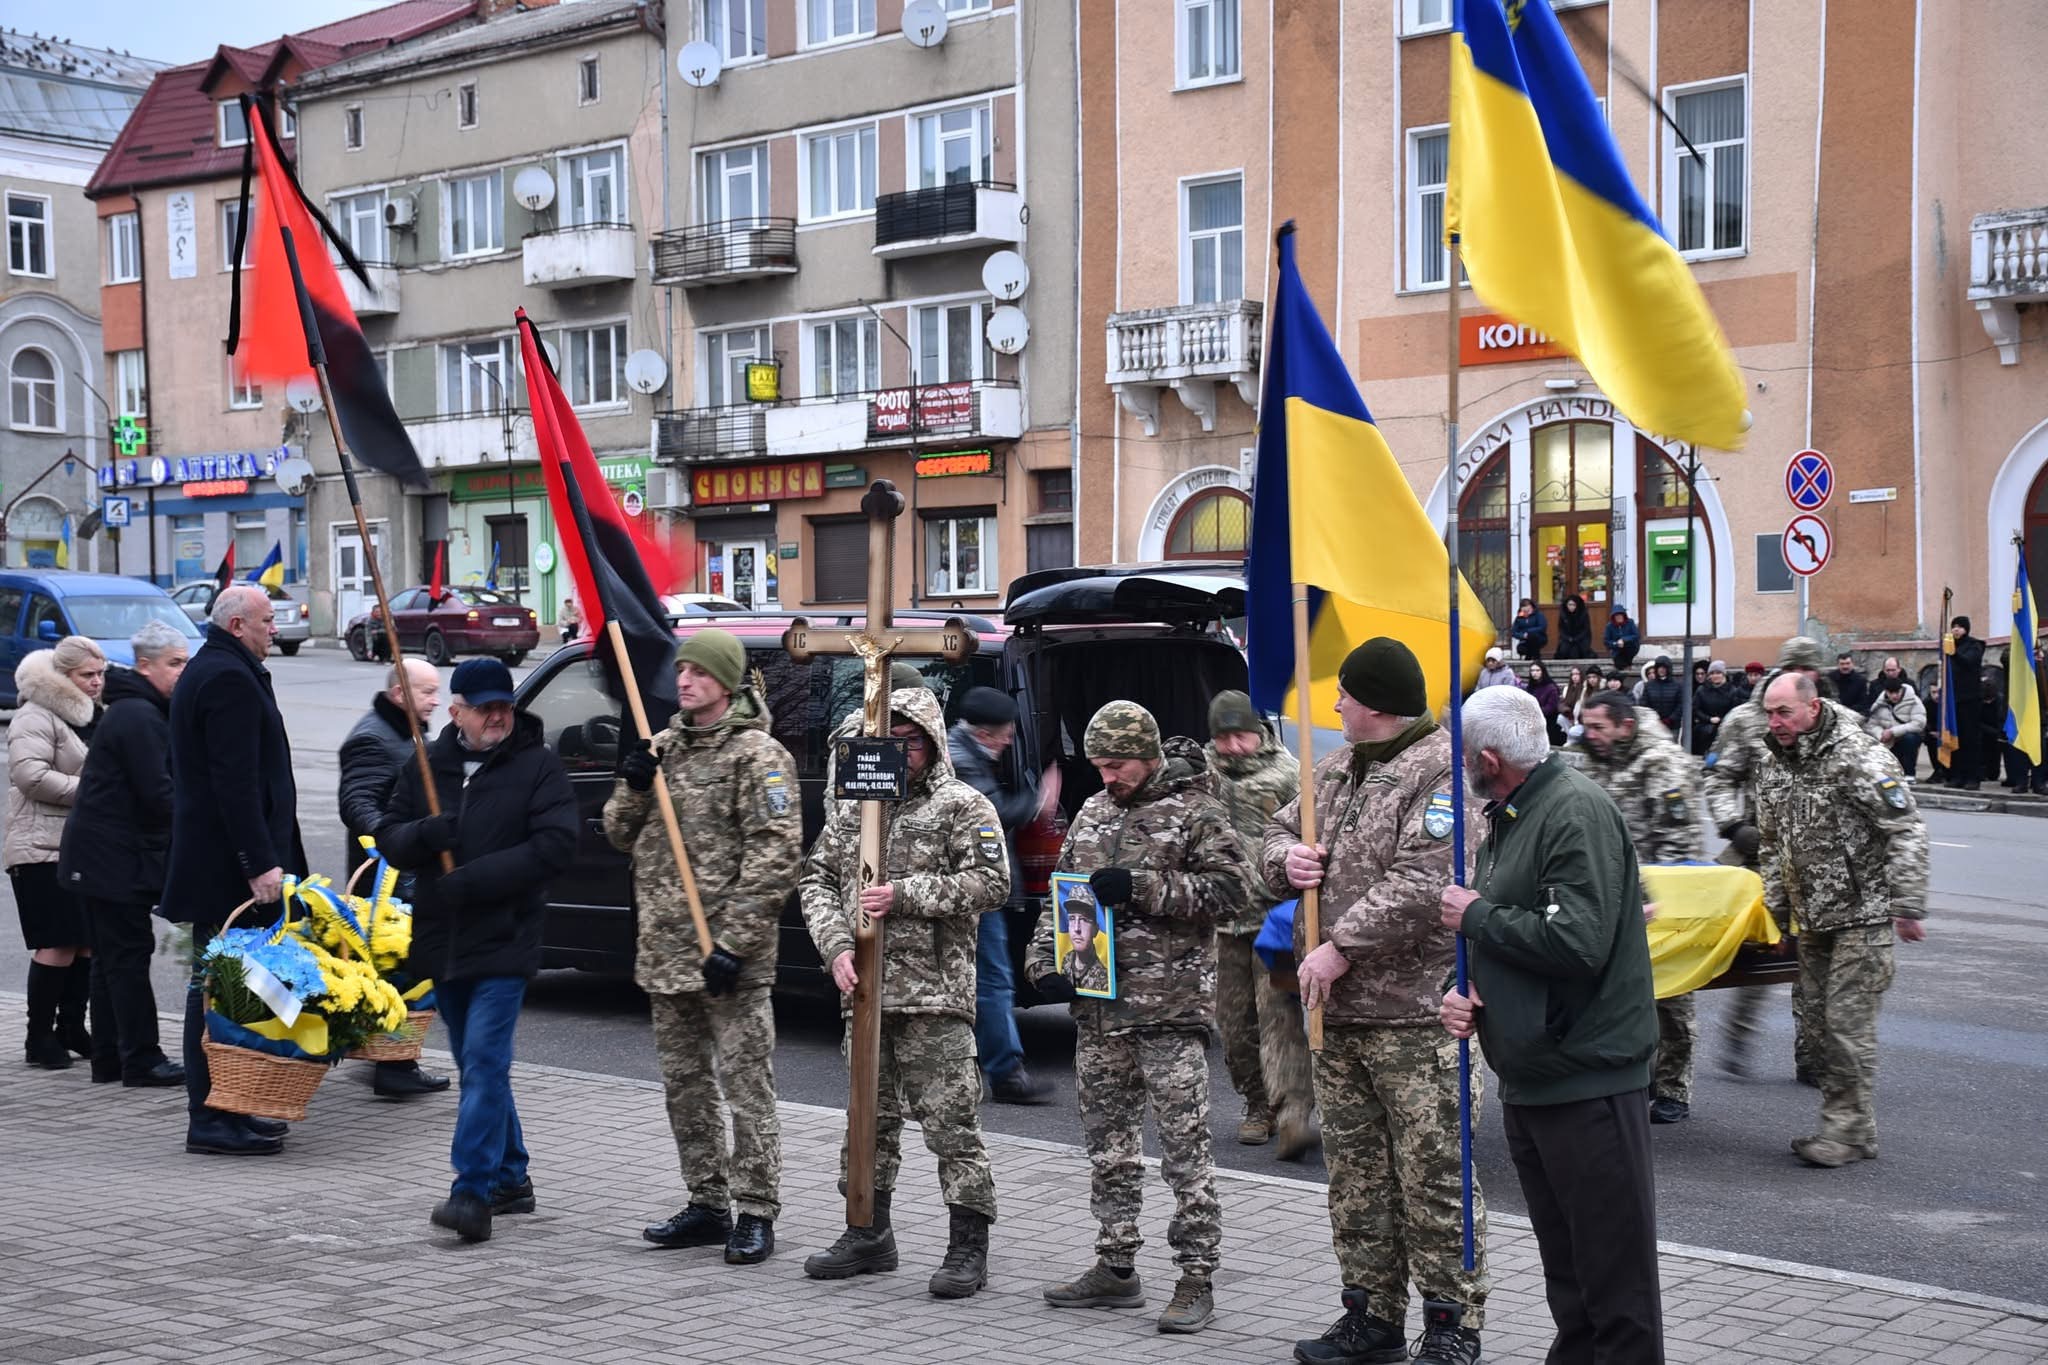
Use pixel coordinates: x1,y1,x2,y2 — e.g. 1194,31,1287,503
1446,232,1476,1274
275,225,451,875
1291,582,1321,1053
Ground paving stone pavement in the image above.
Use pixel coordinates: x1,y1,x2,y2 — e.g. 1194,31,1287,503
3,1037,2044,1365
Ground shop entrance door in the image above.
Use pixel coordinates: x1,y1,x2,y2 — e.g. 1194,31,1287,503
1527,421,1615,647
1530,519,1612,630
725,540,767,608
334,526,383,637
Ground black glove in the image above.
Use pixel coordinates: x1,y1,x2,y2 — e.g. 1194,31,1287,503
621,737,658,792
701,947,743,997
433,866,469,909
1088,866,1134,907
419,812,459,854
1728,824,1762,858
1034,972,1077,1004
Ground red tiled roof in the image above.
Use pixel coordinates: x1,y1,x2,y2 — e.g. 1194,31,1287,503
87,0,474,197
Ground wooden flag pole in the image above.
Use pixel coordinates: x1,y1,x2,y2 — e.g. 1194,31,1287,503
605,620,715,960
1446,233,1476,1274
1291,583,1322,1053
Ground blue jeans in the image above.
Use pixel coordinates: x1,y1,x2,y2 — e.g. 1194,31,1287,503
973,910,1024,1082
438,975,530,1201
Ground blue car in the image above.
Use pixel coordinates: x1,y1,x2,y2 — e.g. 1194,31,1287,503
0,570,202,706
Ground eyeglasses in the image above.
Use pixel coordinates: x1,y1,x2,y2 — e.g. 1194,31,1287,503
893,733,929,751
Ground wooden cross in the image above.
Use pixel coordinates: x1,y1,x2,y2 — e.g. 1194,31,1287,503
782,480,977,1228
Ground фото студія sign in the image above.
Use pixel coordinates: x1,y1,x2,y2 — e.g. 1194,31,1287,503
834,737,912,801
871,382,975,435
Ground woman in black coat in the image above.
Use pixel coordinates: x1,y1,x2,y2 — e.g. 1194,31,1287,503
57,622,188,1086
1554,592,1594,659
1510,598,1550,661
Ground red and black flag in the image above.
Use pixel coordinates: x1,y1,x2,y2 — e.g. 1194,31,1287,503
212,544,236,594
514,309,679,730
428,540,446,603
225,93,424,486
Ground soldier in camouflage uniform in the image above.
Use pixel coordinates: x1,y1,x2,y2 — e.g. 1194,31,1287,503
1754,672,1928,1166
1203,691,1314,1156
1579,690,1705,1125
1267,639,1487,1365
607,629,802,1266
1027,700,1252,1336
798,685,1008,1299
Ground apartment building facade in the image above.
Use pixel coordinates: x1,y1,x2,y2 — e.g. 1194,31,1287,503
1081,0,2048,654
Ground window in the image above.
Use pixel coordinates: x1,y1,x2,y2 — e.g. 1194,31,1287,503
1179,0,1241,86
525,657,623,772
704,326,765,406
943,0,991,12
457,82,479,129
344,104,364,151
442,337,513,414
1755,532,1794,594
925,512,995,594
218,99,250,147
106,212,140,284
1666,79,1747,257
913,301,993,383
7,193,52,277
1407,127,1451,290
699,143,768,222
233,513,269,576
812,517,869,602
560,146,625,227
806,0,875,45
809,315,878,396
280,105,296,140
704,0,767,60
1183,176,1243,304
1035,468,1072,515
220,200,250,270
804,124,877,220
8,348,58,429
25,592,68,638
1165,489,1250,558
446,172,504,257
1402,0,1450,36
578,56,600,104
558,322,626,408
114,350,146,416
913,104,992,189
228,356,262,410
333,191,386,261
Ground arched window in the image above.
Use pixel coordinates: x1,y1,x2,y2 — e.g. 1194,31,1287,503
9,348,58,431
1456,449,1512,631
1164,488,1251,559
2028,461,2048,592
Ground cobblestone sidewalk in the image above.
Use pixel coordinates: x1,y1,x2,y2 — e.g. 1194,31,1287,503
3,1043,2043,1364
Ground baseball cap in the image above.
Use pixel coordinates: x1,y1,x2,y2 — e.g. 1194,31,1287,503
450,657,517,705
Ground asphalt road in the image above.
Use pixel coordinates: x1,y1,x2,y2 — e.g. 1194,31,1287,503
4,646,2044,1303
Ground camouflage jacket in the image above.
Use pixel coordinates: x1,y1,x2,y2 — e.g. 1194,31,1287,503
1259,721,1465,1027
1704,678,1862,835
1205,722,1301,934
1026,736,1251,1034
603,688,801,996
799,687,1009,1022
1582,710,1705,867
1754,702,1929,932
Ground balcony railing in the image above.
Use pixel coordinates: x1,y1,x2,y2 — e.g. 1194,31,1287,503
339,261,400,316
764,380,1023,457
1970,208,2048,365
402,411,536,470
872,180,1025,259
651,218,798,287
1105,299,1263,434
654,404,769,463
522,221,637,287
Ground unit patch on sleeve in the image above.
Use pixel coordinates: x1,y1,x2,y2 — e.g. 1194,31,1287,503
1877,777,1907,810
976,824,1004,863
764,771,790,816
1422,791,1456,841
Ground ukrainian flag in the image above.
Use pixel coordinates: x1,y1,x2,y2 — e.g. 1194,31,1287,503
247,541,285,590
2007,544,2042,765
1450,0,1748,450
1246,227,1493,725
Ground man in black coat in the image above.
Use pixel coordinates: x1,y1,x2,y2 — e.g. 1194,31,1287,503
1946,616,1987,789
1833,653,1873,714
161,585,307,1156
58,620,188,1087
1640,657,1686,734
338,656,451,1099
380,657,577,1244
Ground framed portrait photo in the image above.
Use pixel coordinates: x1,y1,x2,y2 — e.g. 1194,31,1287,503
1051,871,1117,1000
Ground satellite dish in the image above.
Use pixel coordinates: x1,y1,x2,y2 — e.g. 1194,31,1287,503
624,349,669,395
981,250,1030,301
273,456,315,497
512,166,556,211
902,0,949,47
677,39,723,87
542,339,561,373
284,375,323,413
985,305,1029,355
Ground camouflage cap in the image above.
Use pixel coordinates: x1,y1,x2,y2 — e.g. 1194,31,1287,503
1207,689,1261,736
1083,700,1163,760
1776,635,1829,673
889,661,928,691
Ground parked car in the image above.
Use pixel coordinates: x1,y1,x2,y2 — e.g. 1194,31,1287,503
0,570,203,706
344,585,539,666
168,580,311,655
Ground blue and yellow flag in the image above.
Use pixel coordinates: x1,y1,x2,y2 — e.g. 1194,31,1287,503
1246,228,1493,724
56,515,70,569
1936,649,1961,768
2007,544,2042,765
246,541,285,590
1449,0,1747,450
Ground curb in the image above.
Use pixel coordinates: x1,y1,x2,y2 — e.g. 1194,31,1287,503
1916,790,2048,819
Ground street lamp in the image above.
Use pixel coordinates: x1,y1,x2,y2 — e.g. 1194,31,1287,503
461,353,522,598
860,300,921,609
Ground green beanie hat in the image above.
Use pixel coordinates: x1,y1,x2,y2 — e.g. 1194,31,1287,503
1084,700,1162,760
1337,637,1428,716
1208,690,1262,737
890,661,927,691
676,628,745,694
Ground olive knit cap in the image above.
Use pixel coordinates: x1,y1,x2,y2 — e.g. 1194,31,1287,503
1207,689,1262,737
1775,635,1828,673
676,628,745,693
1084,700,1163,760
1337,637,1428,717
890,661,927,691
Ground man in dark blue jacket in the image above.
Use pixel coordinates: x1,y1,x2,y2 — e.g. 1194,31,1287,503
161,585,306,1157
1604,609,1641,671
380,657,577,1244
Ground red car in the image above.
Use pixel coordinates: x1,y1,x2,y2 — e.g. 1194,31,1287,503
345,585,539,666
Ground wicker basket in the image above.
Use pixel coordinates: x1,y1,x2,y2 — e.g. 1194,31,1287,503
335,857,433,1063
202,897,332,1121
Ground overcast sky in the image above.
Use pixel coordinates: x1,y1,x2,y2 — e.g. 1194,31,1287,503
6,0,398,66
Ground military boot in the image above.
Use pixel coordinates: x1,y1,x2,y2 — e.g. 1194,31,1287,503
1293,1288,1406,1364
1274,1101,1319,1161
1043,1259,1145,1310
802,1190,897,1279
642,1204,731,1248
1238,1102,1273,1145
1792,1134,1876,1168
1156,1273,1215,1334
927,1205,990,1299
1411,1300,1482,1365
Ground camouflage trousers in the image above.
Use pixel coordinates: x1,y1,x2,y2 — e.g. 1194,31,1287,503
1215,930,1313,1122
1652,994,1698,1104
1312,1023,1489,1328
650,987,782,1219
1800,922,1896,1149
836,1013,997,1222
1075,1024,1221,1276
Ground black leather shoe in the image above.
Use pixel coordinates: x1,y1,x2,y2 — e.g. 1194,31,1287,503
725,1213,774,1265
91,1059,124,1084
1649,1097,1691,1124
124,1058,186,1088
242,1115,289,1139
643,1204,732,1248
186,1120,284,1157
374,1062,452,1098
25,1034,71,1070
430,1192,493,1243
988,1067,1053,1105
491,1179,536,1216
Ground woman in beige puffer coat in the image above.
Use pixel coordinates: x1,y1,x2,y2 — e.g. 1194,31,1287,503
8,637,105,1069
